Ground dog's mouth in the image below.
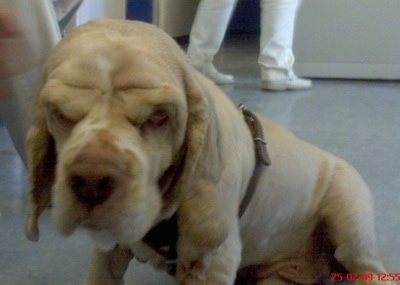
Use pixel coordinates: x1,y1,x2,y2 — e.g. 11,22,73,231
82,216,159,251
51,182,163,250
54,206,152,250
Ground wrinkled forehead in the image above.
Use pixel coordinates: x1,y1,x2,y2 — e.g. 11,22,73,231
45,24,185,92
48,45,182,94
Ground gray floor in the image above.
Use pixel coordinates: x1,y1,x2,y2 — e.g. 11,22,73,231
1,33,399,284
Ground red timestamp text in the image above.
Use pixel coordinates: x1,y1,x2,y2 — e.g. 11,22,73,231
331,272,400,282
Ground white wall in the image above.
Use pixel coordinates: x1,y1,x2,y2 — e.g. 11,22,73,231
76,0,125,26
105,0,126,19
294,0,400,79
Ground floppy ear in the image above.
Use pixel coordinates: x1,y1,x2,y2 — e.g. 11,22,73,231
175,68,229,257
24,94,56,242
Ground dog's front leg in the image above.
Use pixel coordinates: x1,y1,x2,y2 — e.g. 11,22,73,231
84,245,134,285
176,222,242,285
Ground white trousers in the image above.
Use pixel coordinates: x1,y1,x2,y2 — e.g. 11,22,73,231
187,0,302,80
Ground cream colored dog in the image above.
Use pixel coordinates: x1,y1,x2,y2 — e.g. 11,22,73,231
25,19,395,285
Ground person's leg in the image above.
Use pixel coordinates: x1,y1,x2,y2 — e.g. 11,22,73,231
259,0,311,91
187,0,238,84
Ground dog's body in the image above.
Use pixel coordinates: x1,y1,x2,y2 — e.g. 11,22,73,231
25,19,395,285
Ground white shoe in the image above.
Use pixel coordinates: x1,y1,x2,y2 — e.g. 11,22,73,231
261,75,312,91
201,64,235,85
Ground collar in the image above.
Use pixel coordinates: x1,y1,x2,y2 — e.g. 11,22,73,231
141,105,271,275
237,104,271,217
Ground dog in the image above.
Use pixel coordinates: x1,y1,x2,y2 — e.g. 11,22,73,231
24,18,396,285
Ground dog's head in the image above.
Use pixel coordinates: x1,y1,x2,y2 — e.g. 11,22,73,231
25,19,227,250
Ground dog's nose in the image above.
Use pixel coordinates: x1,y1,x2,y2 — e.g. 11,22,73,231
68,161,123,207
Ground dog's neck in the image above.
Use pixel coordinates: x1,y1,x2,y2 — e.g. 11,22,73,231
140,105,271,275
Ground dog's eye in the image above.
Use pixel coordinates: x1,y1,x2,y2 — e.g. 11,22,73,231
147,109,169,127
53,109,74,125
